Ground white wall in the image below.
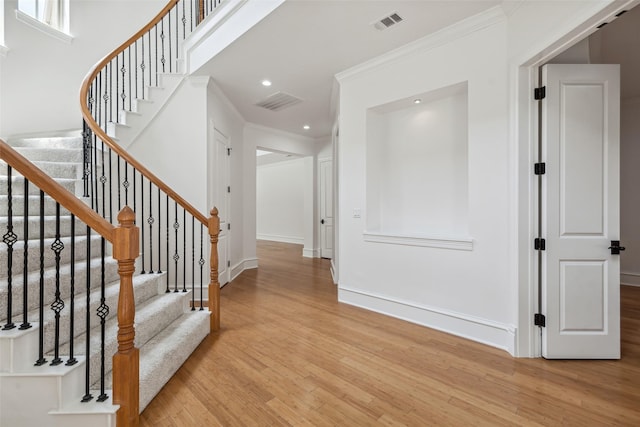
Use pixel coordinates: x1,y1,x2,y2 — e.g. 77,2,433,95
0,0,163,137
256,157,305,244
621,98,640,286
336,11,514,353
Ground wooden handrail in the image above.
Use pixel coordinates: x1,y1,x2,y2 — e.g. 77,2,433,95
0,138,115,241
79,0,208,226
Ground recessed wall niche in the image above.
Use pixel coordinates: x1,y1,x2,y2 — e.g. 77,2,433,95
365,82,470,246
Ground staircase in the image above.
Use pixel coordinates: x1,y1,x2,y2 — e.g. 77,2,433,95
0,133,210,426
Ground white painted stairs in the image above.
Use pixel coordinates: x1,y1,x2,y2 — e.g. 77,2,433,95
0,133,210,426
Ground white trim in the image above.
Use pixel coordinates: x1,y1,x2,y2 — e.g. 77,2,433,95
0,45,8,58
257,235,304,245
302,247,319,258
363,231,473,251
339,286,517,356
231,257,258,282
330,260,337,284
621,272,640,287
245,122,316,144
336,6,505,83
15,9,73,44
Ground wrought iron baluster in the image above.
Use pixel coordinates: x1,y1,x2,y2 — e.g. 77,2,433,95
20,178,31,330
121,51,126,114
174,200,179,292
155,25,159,86
82,120,91,198
140,175,145,273
92,129,98,214
148,30,152,91
182,0,186,39
134,40,138,100
148,181,154,274
108,149,113,223
168,9,172,73
141,33,146,99
117,155,121,211
191,215,195,308
104,66,110,127
128,47,133,111
183,208,186,292
100,141,106,219
115,56,118,123
124,162,130,206
35,190,47,366
50,203,65,366
166,195,170,293
2,165,17,330
199,224,204,310
161,19,166,73
97,237,109,402
82,226,93,402
158,187,162,273
66,214,77,366
175,7,179,65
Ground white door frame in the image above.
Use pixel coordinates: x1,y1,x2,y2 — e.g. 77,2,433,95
515,0,638,357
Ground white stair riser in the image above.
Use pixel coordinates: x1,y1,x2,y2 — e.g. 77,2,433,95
12,147,84,164
7,136,83,150
0,177,76,195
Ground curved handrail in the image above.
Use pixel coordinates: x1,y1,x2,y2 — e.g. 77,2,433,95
0,138,115,240
79,0,208,225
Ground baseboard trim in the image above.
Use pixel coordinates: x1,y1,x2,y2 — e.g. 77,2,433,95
338,286,517,356
621,272,640,287
257,235,304,245
231,257,258,282
302,247,320,258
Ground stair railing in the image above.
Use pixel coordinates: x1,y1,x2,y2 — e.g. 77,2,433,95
80,2,222,424
0,139,138,417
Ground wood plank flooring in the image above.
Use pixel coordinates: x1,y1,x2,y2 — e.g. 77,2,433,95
140,241,640,426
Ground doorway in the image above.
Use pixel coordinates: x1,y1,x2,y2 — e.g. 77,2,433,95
521,3,640,358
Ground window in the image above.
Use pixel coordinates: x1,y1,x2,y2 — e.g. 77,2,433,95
18,0,68,33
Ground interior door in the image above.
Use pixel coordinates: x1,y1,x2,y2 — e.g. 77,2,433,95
215,129,230,286
319,159,333,259
542,64,620,359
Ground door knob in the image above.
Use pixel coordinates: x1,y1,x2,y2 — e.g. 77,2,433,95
608,240,626,255
321,219,325,224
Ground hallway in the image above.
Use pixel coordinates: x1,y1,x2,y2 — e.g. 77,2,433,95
140,241,640,426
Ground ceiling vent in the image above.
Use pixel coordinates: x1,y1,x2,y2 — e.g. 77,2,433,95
373,12,403,31
255,92,303,112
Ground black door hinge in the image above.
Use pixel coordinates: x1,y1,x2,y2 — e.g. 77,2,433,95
534,162,546,175
534,313,546,327
534,86,546,100
227,260,231,267
534,238,546,251
227,148,231,156
227,223,230,230
227,186,231,193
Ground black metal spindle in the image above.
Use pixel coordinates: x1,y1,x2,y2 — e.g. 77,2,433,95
108,149,113,223
50,203,65,366
155,25,159,86
124,162,130,206
115,56,118,123
141,175,145,274
66,214,77,366
191,215,195,308
117,155,121,210
92,132,98,213
174,200,178,292
161,19,166,73
157,187,162,273
128,47,133,111
97,237,108,402
175,7,179,64
141,34,146,100
100,141,106,219
183,209,186,292
148,181,154,274
199,224,204,310
82,226,93,402
35,191,47,366
148,30,152,91
20,178,31,330
182,0,186,39
168,10,172,73
2,165,17,330
135,41,138,100
165,195,170,293
121,51,126,113
82,120,91,198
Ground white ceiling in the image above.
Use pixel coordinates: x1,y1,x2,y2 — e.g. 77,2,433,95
195,0,501,138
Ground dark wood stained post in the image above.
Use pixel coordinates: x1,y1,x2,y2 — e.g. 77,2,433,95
112,206,140,427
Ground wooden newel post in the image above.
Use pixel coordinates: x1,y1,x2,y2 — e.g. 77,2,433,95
208,207,221,331
112,207,140,427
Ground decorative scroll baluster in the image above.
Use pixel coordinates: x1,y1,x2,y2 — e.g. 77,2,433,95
155,25,159,86
82,226,93,402
191,216,195,305
182,0,186,39
157,187,162,273
182,208,186,292
128,47,133,111
97,237,109,402
199,224,204,310
141,32,146,99
140,175,145,274
148,181,154,274
168,9,172,73
173,201,179,292
35,191,47,366
160,19,166,73
121,51,126,113
21,178,31,330
166,195,170,293
50,203,65,366
134,41,138,100
124,162,130,205
2,165,17,330
108,149,113,223
100,141,107,219
66,215,78,366
117,155,122,210
82,120,92,198
148,30,152,91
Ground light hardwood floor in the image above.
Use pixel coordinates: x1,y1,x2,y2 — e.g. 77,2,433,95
140,241,640,426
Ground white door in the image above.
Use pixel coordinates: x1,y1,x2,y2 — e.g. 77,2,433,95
319,159,333,259
215,129,230,286
542,64,620,359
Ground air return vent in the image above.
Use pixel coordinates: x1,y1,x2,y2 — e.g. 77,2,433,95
255,92,303,112
373,12,403,31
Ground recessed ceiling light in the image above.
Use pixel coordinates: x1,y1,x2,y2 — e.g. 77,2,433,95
261,80,272,87
303,125,310,130
414,99,422,104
